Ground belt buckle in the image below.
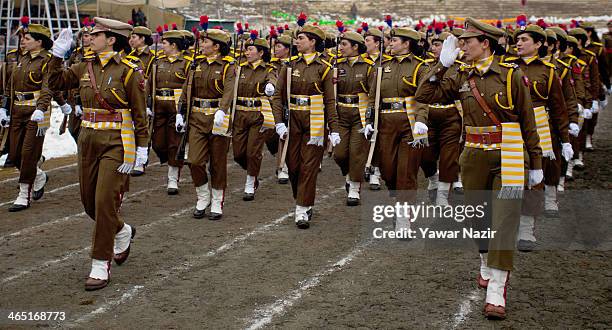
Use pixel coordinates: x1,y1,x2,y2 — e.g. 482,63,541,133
16,93,24,101
245,100,254,107
391,102,403,110
91,111,96,122
345,97,352,104
297,98,308,106
482,132,491,145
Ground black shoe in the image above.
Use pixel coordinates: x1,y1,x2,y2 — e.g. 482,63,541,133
453,187,464,195
278,178,289,184
32,173,48,201
517,239,536,252
428,189,437,203
130,169,145,177
167,188,179,195
8,203,29,212
347,197,360,206
296,219,310,229
306,208,313,220
243,193,254,201
543,209,559,218
193,208,206,219
3,157,14,168
345,182,349,193
209,212,223,221
369,183,380,191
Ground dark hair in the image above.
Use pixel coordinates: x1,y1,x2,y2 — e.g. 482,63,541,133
546,37,557,55
103,32,130,53
212,39,230,56
396,36,424,57
249,44,271,62
276,41,298,57
343,39,367,54
165,37,187,51
301,32,325,53
475,35,505,55
585,27,601,43
567,42,581,57
325,37,336,49
29,32,53,50
185,36,195,48
575,34,588,48
558,37,567,52
366,35,382,45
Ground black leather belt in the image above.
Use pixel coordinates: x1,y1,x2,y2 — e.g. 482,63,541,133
381,101,405,110
156,89,175,97
15,92,36,101
236,99,262,107
337,95,358,104
192,99,219,108
290,97,311,106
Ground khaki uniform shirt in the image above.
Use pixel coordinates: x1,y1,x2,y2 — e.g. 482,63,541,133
415,60,543,169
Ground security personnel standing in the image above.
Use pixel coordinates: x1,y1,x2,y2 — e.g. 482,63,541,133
333,31,373,205
364,27,430,230
127,26,156,176
268,33,292,184
416,18,543,319
232,35,277,201
0,47,23,168
176,28,236,220
6,23,60,212
363,26,384,190
65,24,94,142
150,30,192,194
48,18,149,290
504,24,572,247
422,31,463,206
271,24,340,229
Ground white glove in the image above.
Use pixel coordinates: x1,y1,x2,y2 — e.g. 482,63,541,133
52,28,73,58
264,82,275,97
413,121,428,135
363,123,374,139
329,132,341,147
528,169,544,187
275,123,287,139
213,110,225,127
577,103,584,114
591,100,599,114
135,146,148,167
175,114,185,132
607,87,612,95
583,107,592,119
75,105,83,117
601,97,608,109
568,122,580,137
561,142,574,162
146,107,153,117
60,103,72,115
440,35,460,68
0,108,9,126
30,109,45,122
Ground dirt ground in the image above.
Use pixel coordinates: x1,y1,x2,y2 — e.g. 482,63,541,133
0,106,610,328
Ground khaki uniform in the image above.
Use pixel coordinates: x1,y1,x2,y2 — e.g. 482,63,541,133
65,46,93,140
7,50,53,185
333,55,374,182
581,48,601,136
416,60,542,270
150,52,191,166
367,54,429,198
178,55,236,189
48,53,148,260
271,53,338,207
233,60,276,176
604,32,612,82
504,56,569,187
421,59,463,184
264,57,287,159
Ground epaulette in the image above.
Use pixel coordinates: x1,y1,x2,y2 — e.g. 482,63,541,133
503,56,519,62
576,59,587,66
195,54,206,60
239,61,249,67
542,61,556,69
583,49,596,57
422,58,434,63
499,62,518,69
566,54,578,61
591,41,603,47
290,55,300,61
320,59,333,67
555,58,570,68
336,57,347,64
121,58,140,70
125,55,140,62
270,57,280,63
363,57,374,65
183,55,194,62
83,49,95,56
8,49,17,54
150,49,157,56
222,55,235,64
83,54,95,60
382,55,394,63
459,63,472,71
454,59,466,66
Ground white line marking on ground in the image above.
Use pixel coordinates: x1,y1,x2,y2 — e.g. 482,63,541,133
0,183,80,207
0,163,77,184
450,288,481,329
0,184,166,242
0,208,193,285
65,187,344,326
245,240,372,330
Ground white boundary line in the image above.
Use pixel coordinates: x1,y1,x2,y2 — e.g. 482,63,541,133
65,187,344,326
245,240,372,330
450,288,481,329
0,163,77,184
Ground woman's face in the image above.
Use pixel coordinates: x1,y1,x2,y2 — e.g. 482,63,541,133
200,38,219,57
295,33,315,54
516,33,540,57
390,36,409,55
338,39,358,57
21,33,42,52
161,39,177,54
245,45,262,63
